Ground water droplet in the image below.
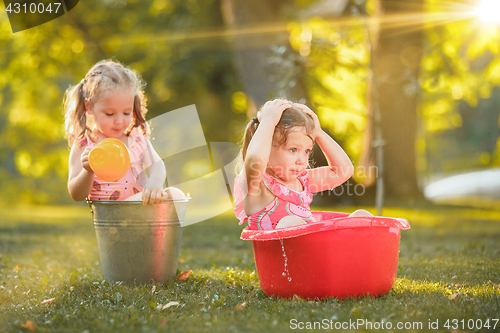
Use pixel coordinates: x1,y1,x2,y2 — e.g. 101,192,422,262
279,238,291,281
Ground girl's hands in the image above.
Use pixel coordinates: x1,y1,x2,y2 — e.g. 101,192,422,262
294,103,322,137
257,99,291,126
142,187,168,205
81,146,93,173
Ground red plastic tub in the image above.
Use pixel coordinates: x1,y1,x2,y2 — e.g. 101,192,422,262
240,211,410,300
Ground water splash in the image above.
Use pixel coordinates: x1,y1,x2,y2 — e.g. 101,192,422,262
279,238,292,282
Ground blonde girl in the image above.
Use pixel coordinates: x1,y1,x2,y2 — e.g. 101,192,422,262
64,60,167,204
234,99,366,230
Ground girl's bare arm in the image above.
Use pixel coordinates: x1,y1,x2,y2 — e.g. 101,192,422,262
294,103,354,193
67,144,95,201
141,139,167,204
244,100,290,196
308,130,354,192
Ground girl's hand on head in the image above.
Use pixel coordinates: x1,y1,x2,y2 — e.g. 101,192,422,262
81,146,94,173
294,103,322,136
257,99,291,126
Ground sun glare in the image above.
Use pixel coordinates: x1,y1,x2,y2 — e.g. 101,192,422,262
475,0,500,24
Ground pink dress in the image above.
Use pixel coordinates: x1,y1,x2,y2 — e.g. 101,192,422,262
233,171,314,230
79,129,149,201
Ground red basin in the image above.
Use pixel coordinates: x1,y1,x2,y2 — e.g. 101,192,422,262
240,211,410,300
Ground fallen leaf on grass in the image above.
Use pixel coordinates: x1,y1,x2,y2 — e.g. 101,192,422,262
41,298,56,305
449,292,460,300
451,275,457,280
151,286,156,293
69,286,74,292
13,265,21,271
234,302,247,311
157,301,180,310
160,318,167,327
489,280,499,287
176,270,192,281
164,301,179,309
20,320,36,330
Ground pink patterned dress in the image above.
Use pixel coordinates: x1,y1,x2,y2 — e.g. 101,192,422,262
233,171,314,230
78,128,149,201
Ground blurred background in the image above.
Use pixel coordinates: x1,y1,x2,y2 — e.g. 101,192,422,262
0,0,499,209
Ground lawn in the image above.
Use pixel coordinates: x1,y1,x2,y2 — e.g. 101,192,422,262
0,204,499,332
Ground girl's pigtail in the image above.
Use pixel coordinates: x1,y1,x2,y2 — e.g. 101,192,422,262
235,117,260,174
64,80,89,147
127,94,149,137
241,117,260,161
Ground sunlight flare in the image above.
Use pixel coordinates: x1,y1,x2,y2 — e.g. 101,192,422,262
474,0,500,24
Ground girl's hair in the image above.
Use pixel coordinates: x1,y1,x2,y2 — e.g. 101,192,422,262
238,102,315,168
63,60,149,147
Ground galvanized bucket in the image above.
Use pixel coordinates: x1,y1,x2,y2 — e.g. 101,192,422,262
88,199,189,285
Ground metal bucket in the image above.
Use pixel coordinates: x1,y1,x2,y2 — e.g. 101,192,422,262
88,199,189,285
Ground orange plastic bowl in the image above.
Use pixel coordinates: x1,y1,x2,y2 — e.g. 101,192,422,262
88,138,131,182
240,211,410,300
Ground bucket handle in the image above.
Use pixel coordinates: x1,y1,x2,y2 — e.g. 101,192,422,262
86,199,94,217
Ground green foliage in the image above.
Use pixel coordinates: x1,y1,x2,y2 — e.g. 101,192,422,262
419,0,500,173
286,14,371,162
420,1,500,131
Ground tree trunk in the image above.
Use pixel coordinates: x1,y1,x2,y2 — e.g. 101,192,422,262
369,0,425,201
221,0,309,110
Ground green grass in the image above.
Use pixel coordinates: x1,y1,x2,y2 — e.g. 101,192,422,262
0,204,499,332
